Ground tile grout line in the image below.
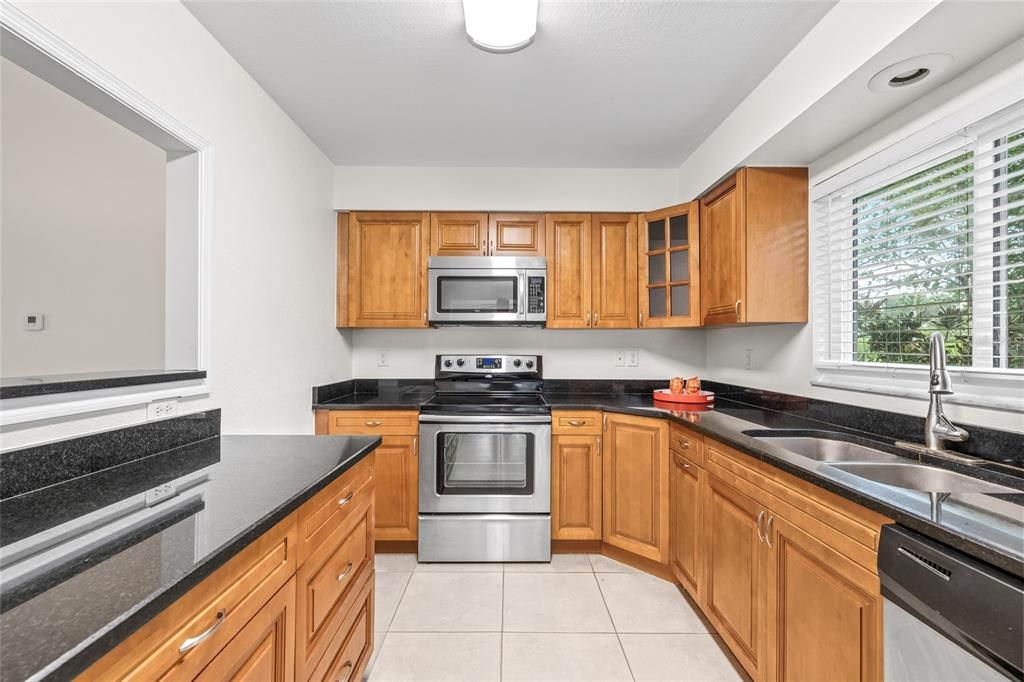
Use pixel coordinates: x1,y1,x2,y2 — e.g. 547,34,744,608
592,570,637,682
383,568,416,633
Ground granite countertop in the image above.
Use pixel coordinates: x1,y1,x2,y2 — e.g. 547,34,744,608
0,434,380,682
313,381,1024,578
0,369,207,400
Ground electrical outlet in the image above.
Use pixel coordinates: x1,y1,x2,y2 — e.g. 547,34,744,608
377,349,390,367
744,348,753,370
145,483,176,507
614,350,626,367
626,349,640,367
147,399,178,421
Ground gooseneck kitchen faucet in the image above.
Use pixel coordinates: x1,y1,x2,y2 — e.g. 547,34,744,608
924,332,970,451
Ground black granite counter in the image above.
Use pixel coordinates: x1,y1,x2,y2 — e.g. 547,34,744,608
312,378,1024,578
313,378,434,410
0,433,380,681
0,369,207,399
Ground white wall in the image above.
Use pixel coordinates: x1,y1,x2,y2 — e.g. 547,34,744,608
334,166,678,212
1,57,166,377
1,1,351,448
352,328,705,380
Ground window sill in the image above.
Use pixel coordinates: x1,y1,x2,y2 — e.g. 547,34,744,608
812,365,1024,413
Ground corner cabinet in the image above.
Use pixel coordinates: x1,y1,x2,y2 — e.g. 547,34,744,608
546,213,638,329
699,168,808,326
602,413,669,563
339,212,429,328
639,202,700,327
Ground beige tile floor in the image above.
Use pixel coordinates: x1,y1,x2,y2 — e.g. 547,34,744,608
365,553,746,682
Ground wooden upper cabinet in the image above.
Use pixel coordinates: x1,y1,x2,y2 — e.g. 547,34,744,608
345,212,429,327
546,213,636,329
546,214,592,329
591,214,638,328
763,514,883,682
639,202,700,328
699,167,808,326
602,413,669,563
430,212,488,256
488,213,545,256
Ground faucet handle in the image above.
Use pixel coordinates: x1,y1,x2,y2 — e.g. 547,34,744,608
933,416,969,442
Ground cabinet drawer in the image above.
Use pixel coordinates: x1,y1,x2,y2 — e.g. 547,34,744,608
194,576,296,681
308,573,374,682
670,425,703,465
295,494,374,680
297,456,374,566
552,411,602,435
79,517,297,681
327,410,419,435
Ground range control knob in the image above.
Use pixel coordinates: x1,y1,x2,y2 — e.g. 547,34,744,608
456,358,466,367
525,359,535,369
513,359,522,368
443,359,453,368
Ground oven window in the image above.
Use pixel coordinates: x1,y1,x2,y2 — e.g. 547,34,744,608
435,433,534,496
437,277,519,313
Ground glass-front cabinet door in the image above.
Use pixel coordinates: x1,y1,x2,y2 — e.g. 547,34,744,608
638,201,701,327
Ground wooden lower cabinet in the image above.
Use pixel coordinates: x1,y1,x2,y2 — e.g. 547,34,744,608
317,410,419,542
551,434,602,540
703,470,767,680
195,577,297,682
373,436,418,541
763,514,882,682
669,450,703,602
602,414,669,563
78,456,377,682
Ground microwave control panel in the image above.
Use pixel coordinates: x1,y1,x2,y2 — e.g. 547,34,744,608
527,277,545,314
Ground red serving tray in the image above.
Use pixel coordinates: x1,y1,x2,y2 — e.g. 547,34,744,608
652,389,715,404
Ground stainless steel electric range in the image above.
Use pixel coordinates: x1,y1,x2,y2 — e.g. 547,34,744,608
418,354,551,563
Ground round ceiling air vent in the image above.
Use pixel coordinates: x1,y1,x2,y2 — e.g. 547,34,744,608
868,53,953,93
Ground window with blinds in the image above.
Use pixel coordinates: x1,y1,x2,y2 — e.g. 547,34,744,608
813,103,1023,380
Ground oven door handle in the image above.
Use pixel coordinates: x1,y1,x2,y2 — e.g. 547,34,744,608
419,414,552,424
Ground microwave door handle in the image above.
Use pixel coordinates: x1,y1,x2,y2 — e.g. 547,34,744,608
518,272,527,320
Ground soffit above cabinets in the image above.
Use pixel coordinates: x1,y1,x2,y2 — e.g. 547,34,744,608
184,0,835,168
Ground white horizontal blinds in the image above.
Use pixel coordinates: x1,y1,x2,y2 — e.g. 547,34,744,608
813,102,1024,372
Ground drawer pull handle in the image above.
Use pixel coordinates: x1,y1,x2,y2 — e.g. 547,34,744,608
338,492,354,507
178,609,227,654
567,419,587,426
337,561,354,582
674,454,689,469
364,420,384,426
675,438,690,449
765,515,774,549
337,661,354,682
756,511,766,544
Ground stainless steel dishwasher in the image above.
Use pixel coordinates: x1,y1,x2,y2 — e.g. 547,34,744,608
879,524,1023,681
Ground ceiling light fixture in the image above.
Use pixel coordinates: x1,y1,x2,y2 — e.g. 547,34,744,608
868,53,953,93
463,0,538,54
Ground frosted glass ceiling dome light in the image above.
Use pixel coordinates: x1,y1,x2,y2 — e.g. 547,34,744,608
463,0,539,53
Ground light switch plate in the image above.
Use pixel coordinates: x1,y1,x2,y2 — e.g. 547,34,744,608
626,349,640,367
377,349,390,367
614,350,625,367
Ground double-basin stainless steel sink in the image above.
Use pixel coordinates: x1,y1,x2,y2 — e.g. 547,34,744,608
743,431,1018,497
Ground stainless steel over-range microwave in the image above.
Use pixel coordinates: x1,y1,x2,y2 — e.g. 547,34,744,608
427,256,547,326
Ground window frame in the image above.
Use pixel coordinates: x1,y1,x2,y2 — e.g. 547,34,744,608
810,89,1024,413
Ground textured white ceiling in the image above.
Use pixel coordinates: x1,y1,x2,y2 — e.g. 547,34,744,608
185,0,835,168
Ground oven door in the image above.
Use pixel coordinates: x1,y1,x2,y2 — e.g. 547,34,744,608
419,417,551,514
428,268,526,324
